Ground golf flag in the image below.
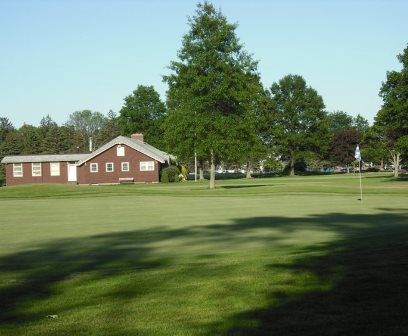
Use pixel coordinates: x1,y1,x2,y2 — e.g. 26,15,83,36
354,144,362,162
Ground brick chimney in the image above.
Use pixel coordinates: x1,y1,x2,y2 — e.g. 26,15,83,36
131,133,144,142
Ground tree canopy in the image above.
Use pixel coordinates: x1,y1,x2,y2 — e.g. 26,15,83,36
327,111,353,133
375,44,408,176
65,110,108,152
118,85,166,149
268,74,328,176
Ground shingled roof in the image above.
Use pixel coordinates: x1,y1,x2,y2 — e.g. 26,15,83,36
76,136,172,166
1,136,173,165
1,153,89,164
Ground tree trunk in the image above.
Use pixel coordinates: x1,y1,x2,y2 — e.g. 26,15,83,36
380,159,384,171
246,161,252,178
289,154,295,176
199,167,204,180
392,151,401,178
209,149,216,189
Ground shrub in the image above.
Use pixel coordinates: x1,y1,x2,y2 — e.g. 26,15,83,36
180,165,188,181
366,167,380,172
160,166,181,183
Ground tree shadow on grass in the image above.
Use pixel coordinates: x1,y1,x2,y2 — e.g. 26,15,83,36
207,211,408,336
221,185,268,189
0,210,408,335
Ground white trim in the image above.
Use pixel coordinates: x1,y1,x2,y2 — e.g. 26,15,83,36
140,161,154,171
106,162,114,172
67,162,77,182
76,136,169,166
13,163,23,177
117,145,125,156
50,162,60,176
121,162,129,172
90,163,98,173
32,162,42,177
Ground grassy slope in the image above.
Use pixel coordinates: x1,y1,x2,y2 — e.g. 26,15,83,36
0,173,407,335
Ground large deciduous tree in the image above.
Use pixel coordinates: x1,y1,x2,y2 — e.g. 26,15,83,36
163,1,263,188
361,126,388,169
65,110,107,152
330,129,361,172
352,114,370,134
268,74,328,176
327,110,353,133
375,44,408,177
95,110,121,145
118,85,166,149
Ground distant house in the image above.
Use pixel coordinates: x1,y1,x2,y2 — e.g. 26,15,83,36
1,134,173,186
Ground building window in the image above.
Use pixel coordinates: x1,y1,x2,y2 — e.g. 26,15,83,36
106,162,114,172
13,163,23,177
90,163,98,173
32,163,41,177
117,145,125,156
140,161,154,171
121,162,129,172
50,162,60,176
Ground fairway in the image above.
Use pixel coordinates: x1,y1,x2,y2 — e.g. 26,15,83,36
0,174,407,335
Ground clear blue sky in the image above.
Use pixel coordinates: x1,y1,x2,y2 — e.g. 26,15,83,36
1,0,407,128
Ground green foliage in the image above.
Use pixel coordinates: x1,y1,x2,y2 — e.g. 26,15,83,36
65,110,108,151
262,158,283,172
375,44,408,176
361,126,388,166
160,165,180,183
268,74,329,176
327,111,369,135
119,85,166,149
94,110,121,146
376,44,408,143
15,124,41,154
352,114,370,134
0,130,23,156
0,117,14,142
327,110,353,133
163,1,263,188
161,170,170,183
396,135,408,163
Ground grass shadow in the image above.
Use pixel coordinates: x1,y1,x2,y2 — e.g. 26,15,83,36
1,210,408,335
221,185,268,189
206,211,408,335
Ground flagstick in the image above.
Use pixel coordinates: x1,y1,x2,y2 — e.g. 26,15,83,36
359,160,363,200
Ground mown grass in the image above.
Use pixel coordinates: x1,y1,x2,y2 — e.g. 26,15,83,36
1,172,407,199
0,173,407,335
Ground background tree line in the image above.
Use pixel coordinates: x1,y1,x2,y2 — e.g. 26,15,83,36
1,1,407,185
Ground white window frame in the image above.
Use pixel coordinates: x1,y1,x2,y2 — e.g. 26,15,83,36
117,145,125,156
106,162,114,172
90,163,98,173
13,163,23,177
50,162,60,176
121,162,129,172
32,162,42,177
140,161,155,171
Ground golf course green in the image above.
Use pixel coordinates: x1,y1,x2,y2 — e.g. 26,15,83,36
0,173,407,335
